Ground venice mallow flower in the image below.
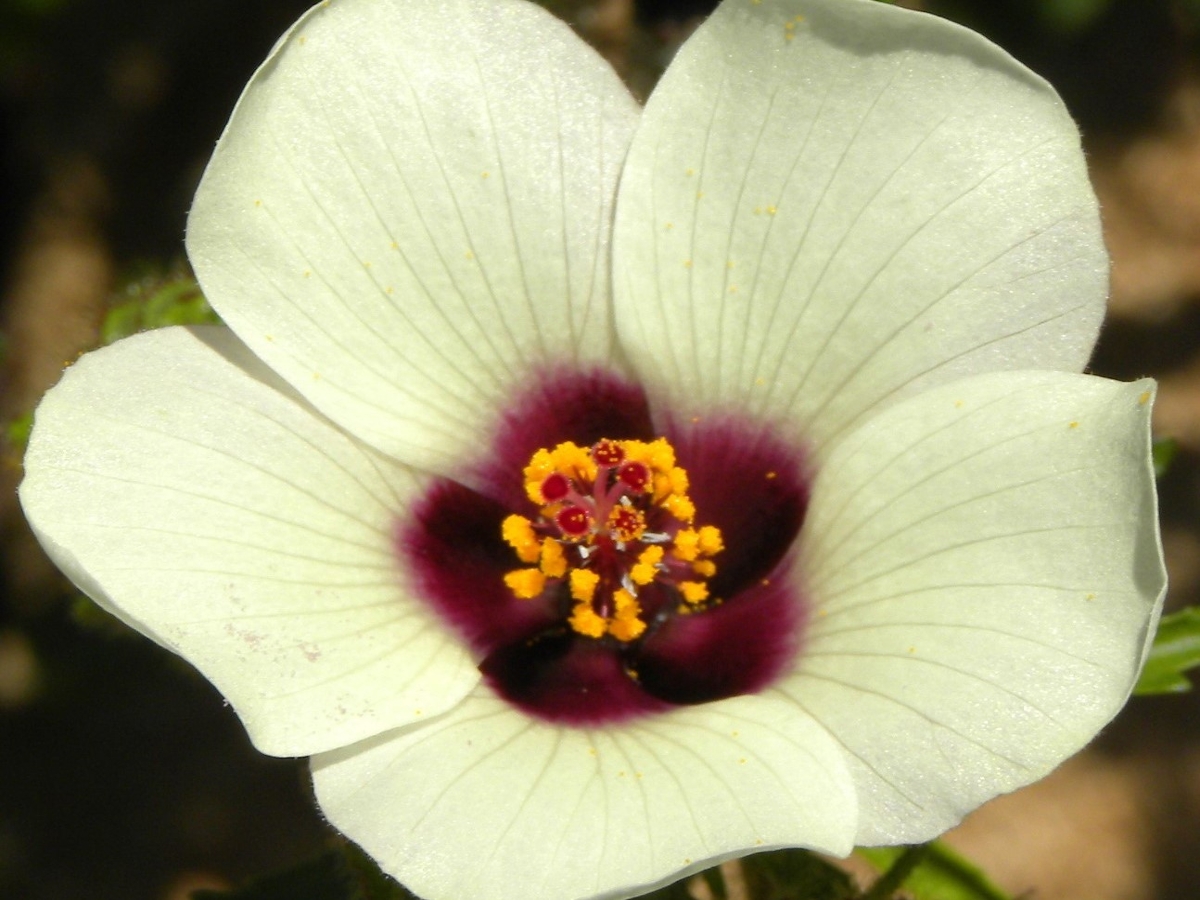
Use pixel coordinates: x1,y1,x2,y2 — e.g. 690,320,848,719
18,0,1166,897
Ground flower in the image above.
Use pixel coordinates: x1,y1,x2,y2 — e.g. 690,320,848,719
19,0,1166,898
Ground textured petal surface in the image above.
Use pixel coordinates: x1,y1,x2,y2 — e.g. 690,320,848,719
19,327,478,756
312,690,855,900
776,371,1164,845
188,0,640,475
614,0,1106,453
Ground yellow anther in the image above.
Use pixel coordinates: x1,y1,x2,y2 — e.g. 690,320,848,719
569,602,607,638
609,589,647,642
680,581,709,604
609,612,646,642
540,538,567,578
613,587,638,613
646,439,676,473
673,528,700,562
692,559,717,578
697,525,724,556
652,464,691,502
631,545,664,585
523,449,556,503
663,493,695,523
550,442,597,483
501,514,541,563
570,568,600,603
652,472,672,501
668,467,689,495
504,568,546,599
623,438,676,474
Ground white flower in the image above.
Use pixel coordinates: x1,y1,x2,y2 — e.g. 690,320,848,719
19,0,1165,899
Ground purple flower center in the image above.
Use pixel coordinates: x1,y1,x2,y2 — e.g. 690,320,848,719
400,370,811,725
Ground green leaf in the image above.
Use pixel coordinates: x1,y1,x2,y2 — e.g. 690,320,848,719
192,844,416,900
741,848,857,900
1134,607,1200,696
857,842,1010,900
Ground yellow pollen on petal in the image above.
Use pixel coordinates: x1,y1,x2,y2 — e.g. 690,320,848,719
504,568,546,599
501,514,541,563
540,538,568,578
569,602,607,639
569,568,601,603
692,559,717,578
680,581,709,604
631,545,664,585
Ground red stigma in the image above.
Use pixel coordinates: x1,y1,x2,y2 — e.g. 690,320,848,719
556,505,592,538
593,439,625,467
540,472,570,502
618,461,650,493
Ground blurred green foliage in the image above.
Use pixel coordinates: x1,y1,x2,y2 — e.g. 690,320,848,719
858,843,1011,900
100,266,219,345
1136,607,1200,695
193,844,418,900
1154,437,1179,479
1034,0,1115,32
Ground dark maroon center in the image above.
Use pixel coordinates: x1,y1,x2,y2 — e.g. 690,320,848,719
400,368,811,725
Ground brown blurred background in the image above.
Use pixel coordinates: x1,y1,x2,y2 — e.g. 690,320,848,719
4,0,1200,897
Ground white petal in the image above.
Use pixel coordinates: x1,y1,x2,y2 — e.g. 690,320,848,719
614,0,1106,452
188,0,640,475
19,327,479,756
312,690,856,900
778,371,1164,845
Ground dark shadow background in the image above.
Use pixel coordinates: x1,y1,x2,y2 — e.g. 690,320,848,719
4,1,1200,898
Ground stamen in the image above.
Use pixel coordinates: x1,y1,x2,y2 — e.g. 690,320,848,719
501,514,541,563
569,602,608,638
697,525,724,555
504,568,546,599
631,546,664,585
673,528,700,562
570,568,600,602
609,589,646,641
662,494,695,523
502,437,724,646
540,539,567,578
